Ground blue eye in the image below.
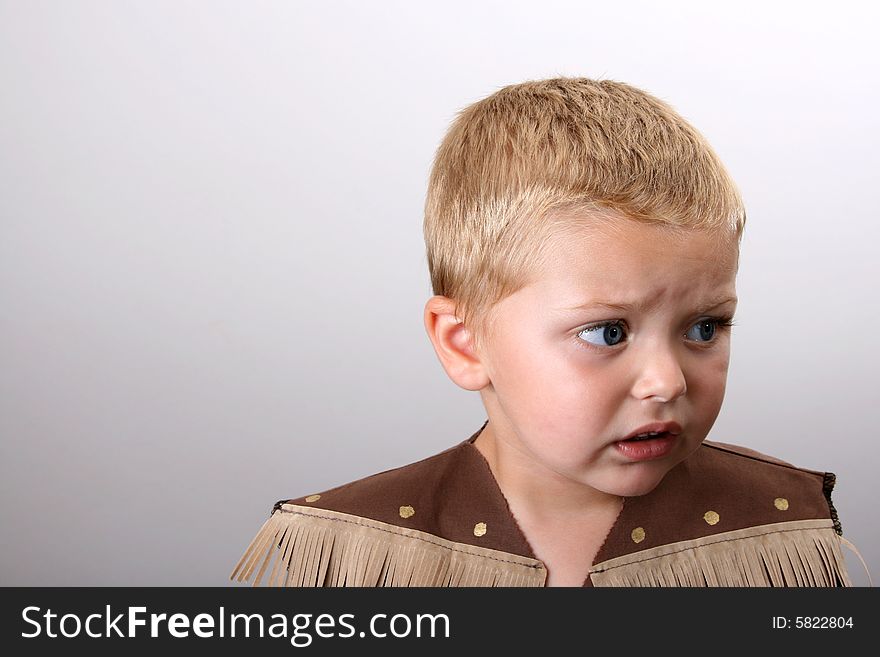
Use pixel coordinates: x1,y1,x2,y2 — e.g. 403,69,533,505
578,322,627,347
687,319,717,342
576,316,736,350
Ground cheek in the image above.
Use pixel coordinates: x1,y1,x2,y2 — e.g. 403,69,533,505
490,335,588,409
709,344,732,384
526,356,619,433
690,350,731,413
489,330,559,385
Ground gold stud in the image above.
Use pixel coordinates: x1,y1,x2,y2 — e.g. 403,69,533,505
304,494,321,503
399,505,415,519
774,497,789,511
473,522,487,537
631,527,646,543
703,510,720,525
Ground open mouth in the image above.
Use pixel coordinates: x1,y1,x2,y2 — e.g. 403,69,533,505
624,431,671,442
615,430,678,461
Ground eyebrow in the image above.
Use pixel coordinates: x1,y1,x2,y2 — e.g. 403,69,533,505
557,295,738,314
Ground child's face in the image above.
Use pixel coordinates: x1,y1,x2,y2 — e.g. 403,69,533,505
476,215,739,498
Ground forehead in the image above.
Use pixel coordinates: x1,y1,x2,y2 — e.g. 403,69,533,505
528,214,739,302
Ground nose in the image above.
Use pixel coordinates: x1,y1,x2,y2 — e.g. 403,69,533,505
631,344,687,403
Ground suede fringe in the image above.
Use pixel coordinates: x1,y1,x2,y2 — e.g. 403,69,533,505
589,519,852,587
230,503,547,587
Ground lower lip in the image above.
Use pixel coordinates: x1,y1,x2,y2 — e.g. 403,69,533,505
614,432,677,461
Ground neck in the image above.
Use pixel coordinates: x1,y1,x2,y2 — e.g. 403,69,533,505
472,421,623,522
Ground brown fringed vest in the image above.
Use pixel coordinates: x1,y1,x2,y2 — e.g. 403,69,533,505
231,420,857,587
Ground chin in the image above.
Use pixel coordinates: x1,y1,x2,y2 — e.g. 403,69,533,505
613,444,698,496
616,480,664,498
603,469,670,498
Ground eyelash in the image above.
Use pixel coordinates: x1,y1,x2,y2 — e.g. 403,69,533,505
575,315,737,352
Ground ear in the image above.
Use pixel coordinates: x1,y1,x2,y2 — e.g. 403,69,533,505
423,296,491,391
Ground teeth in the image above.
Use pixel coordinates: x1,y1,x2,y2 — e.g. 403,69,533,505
631,431,663,440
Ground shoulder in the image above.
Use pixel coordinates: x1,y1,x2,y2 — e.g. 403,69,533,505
230,421,546,587
701,439,798,466
697,439,839,528
598,438,842,552
275,425,532,553
278,439,469,513
684,439,840,533
587,439,852,586
699,438,834,485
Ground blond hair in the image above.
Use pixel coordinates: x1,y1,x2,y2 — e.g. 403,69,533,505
423,76,746,353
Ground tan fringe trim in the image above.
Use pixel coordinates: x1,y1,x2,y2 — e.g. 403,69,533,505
230,504,548,587
589,519,853,587
839,536,873,586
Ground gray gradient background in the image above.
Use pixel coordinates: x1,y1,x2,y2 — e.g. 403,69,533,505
1,0,876,586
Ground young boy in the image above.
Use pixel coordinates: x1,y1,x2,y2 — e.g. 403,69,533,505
231,77,859,587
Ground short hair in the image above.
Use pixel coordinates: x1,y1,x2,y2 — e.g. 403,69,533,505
422,76,746,354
